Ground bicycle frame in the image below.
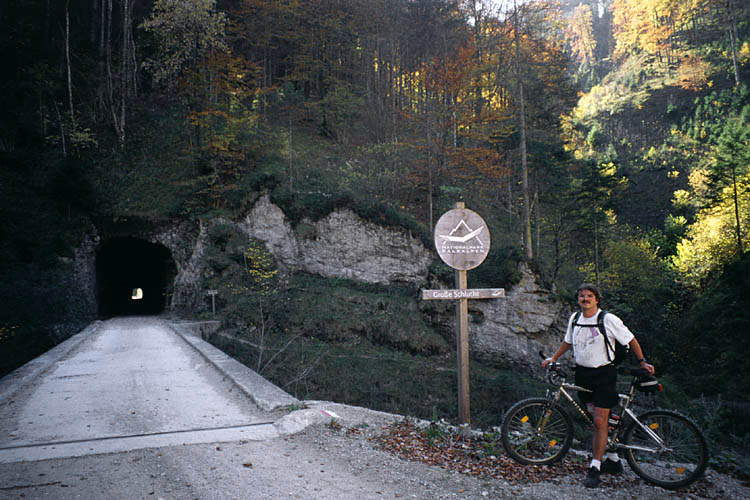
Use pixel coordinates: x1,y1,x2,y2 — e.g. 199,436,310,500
541,370,671,455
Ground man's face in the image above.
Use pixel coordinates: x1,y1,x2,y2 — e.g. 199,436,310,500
578,289,599,313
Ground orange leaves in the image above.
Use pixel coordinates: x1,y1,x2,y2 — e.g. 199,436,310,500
676,55,711,91
423,43,476,96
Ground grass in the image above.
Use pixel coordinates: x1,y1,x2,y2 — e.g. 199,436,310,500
209,320,547,429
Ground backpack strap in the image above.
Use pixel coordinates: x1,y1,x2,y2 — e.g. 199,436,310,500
572,310,614,363
597,310,614,362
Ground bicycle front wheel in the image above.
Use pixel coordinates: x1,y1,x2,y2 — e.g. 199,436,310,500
500,397,573,465
623,409,709,489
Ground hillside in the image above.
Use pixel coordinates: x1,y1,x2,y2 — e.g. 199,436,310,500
1,0,749,475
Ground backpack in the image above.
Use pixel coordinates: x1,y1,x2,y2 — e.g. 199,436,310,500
571,310,630,365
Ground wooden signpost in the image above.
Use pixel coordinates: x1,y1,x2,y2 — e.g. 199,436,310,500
207,289,218,317
423,202,505,425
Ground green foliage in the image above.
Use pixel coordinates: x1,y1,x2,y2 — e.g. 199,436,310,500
672,175,750,288
663,253,750,403
140,0,229,88
282,274,446,355
684,86,750,146
599,233,670,313
203,224,280,325
468,245,522,289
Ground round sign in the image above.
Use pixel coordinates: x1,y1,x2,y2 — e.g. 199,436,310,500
434,208,491,270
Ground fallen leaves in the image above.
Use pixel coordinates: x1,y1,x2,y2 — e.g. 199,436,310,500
371,419,726,499
372,419,585,485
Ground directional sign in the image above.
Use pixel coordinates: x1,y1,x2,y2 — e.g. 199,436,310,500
422,288,505,300
434,208,490,271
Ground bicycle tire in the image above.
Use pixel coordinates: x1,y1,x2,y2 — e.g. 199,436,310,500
500,397,574,465
623,409,709,489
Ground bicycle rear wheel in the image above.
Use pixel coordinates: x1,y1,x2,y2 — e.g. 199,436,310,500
500,397,573,465
623,409,709,489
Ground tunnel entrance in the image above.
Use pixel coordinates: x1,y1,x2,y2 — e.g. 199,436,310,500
96,237,177,317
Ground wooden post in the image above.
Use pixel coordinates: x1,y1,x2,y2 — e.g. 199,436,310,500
207,290,218,317
455,267,470,425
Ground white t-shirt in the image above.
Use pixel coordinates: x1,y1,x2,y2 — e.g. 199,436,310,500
564,309,634,368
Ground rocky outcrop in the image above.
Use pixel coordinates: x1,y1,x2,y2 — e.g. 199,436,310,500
470,265,568,371
238,195,432,284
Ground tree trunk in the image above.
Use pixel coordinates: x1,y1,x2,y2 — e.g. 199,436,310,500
727,0,741,86
515,4,533,260
594,214,600,287
119,0,130,146
427,110,434,232
65,2,76,131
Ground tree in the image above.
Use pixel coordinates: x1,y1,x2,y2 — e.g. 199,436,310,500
565,3,596,66
573,159,623,285
706,107,750,254
140,0,228,90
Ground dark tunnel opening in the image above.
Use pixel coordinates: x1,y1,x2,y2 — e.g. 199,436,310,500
96,237,177,317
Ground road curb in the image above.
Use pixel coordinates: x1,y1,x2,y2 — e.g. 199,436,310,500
168,321,300,412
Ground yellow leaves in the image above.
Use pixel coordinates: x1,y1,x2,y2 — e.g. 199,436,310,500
740,41,750,63
243,240,279,296
676,55,710,91
600,161,617,178
672,178,750,287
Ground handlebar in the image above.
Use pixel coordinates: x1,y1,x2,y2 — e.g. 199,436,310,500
539,351,568,385
539,350,653,382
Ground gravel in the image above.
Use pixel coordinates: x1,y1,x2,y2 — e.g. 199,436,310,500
1,402,747,500
288,401,750,500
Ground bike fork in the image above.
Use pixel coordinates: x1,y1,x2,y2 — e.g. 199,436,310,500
537,392,563,433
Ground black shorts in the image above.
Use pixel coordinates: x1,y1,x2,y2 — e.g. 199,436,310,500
575,364,619,409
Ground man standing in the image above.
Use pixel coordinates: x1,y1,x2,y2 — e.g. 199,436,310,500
542,284,655,488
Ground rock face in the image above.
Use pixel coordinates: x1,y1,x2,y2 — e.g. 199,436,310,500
470,265,568,371
238,195,432,284
72,195,569,371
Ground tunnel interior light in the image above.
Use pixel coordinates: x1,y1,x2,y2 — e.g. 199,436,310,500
131,288,143,300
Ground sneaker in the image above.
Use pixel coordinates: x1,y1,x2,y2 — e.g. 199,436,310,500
601,458,624,474
584,466,602,488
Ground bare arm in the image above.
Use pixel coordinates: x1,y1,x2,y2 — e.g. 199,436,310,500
628,337,655,375
542,342,572,368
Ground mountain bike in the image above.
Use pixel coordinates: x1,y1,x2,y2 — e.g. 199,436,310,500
500,354,709,489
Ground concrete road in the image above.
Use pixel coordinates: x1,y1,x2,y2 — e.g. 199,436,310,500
0,318,297,464
0,317,445,500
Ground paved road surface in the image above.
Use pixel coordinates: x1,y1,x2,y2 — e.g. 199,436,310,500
0,318,287,464
0,317,464,500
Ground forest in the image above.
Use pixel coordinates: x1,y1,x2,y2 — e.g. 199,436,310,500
1,0,749,472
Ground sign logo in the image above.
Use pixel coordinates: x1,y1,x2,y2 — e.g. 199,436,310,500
438,220,486,252
434,208,490,270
